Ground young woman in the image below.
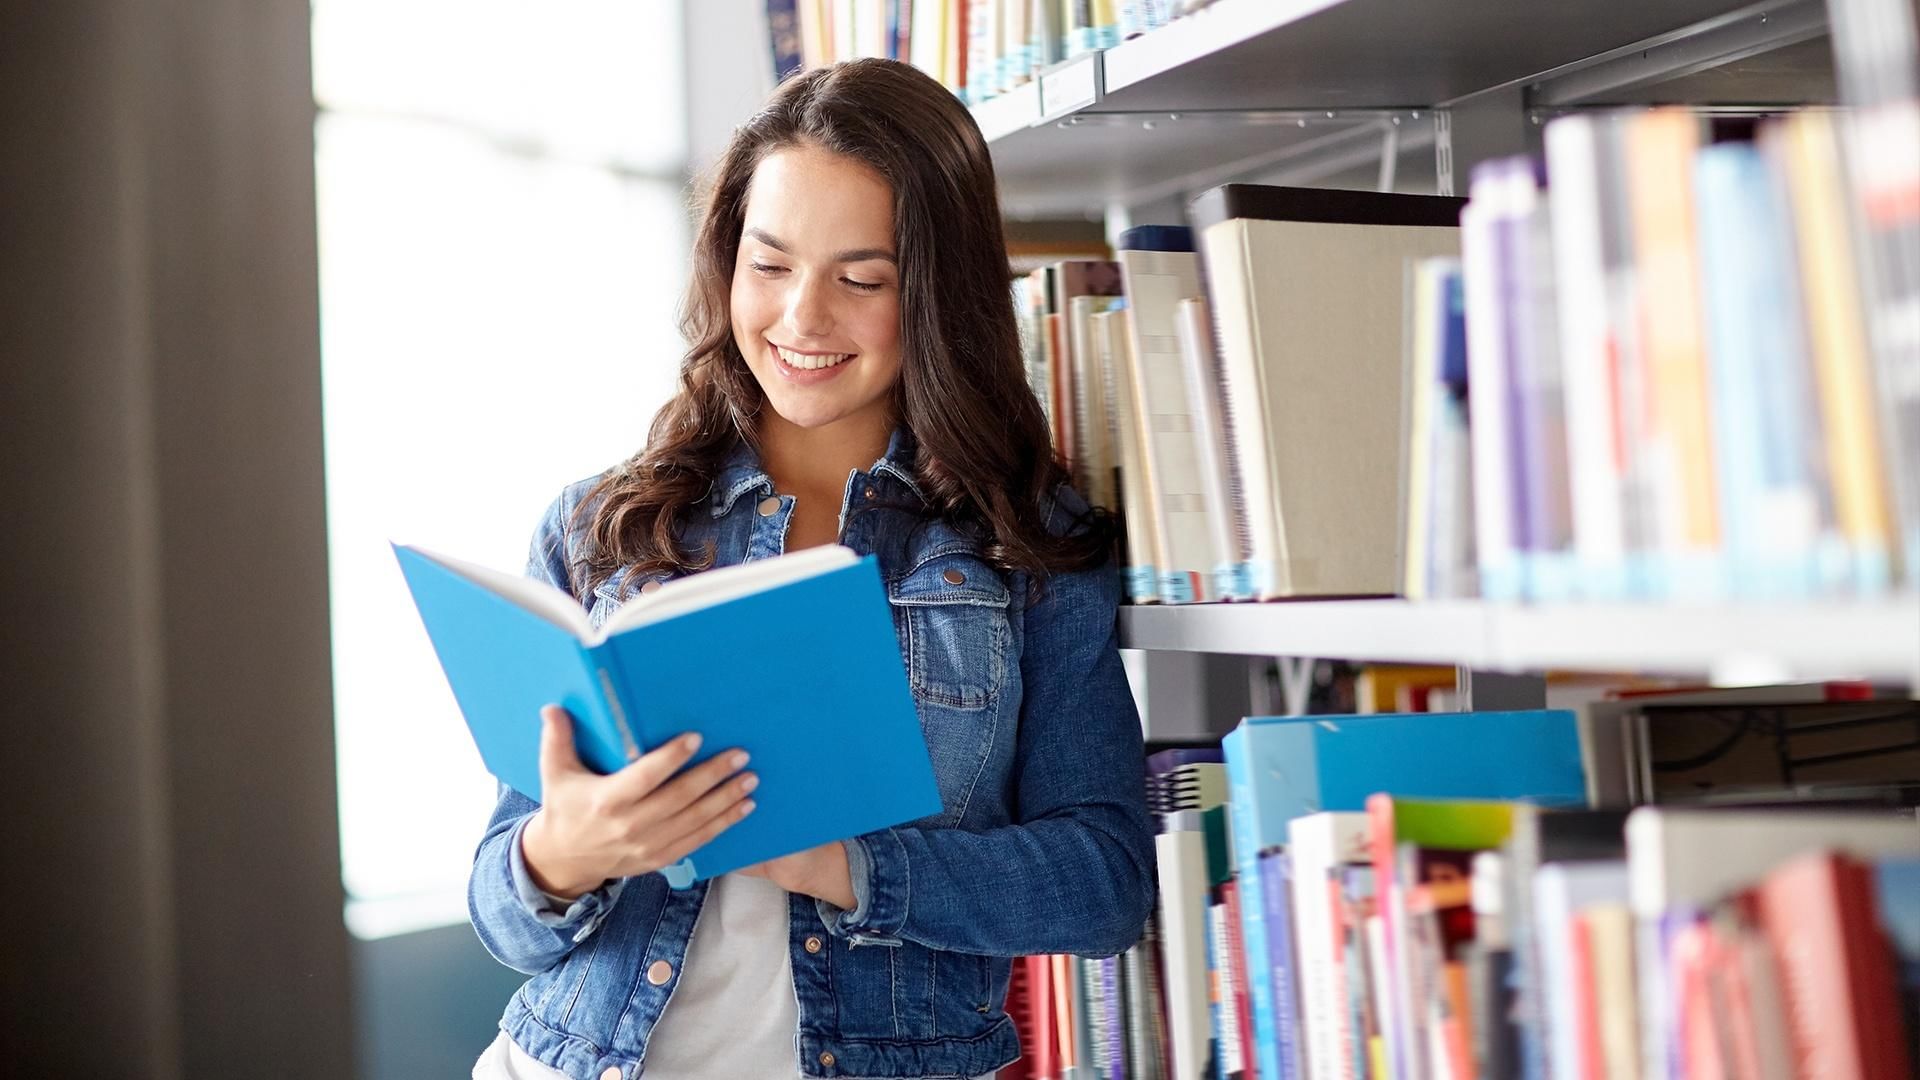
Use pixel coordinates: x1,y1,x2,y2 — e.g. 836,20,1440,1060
468,58,1155,1080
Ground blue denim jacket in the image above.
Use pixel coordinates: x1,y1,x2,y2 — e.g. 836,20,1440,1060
467,430,1156,1079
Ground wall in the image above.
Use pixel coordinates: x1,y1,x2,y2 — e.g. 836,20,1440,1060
0,1,353,1073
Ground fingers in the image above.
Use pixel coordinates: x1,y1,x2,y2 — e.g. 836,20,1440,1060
537,705,585,791
638,794,758,876
644,748,756,821
599,726,706,803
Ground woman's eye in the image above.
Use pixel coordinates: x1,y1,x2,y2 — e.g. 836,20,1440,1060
750,261,786,276
843,278,884,293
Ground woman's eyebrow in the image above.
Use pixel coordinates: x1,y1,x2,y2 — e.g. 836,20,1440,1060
745,227,895,264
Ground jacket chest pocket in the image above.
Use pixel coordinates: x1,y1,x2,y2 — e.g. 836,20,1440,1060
888,554,1010,710
888,553,1010,826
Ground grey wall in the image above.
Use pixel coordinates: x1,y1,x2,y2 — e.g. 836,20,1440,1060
0,2,353,1073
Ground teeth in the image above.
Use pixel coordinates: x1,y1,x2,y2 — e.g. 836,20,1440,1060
776,345,851,371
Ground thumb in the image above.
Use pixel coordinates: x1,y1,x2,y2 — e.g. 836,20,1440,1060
538,705,585,788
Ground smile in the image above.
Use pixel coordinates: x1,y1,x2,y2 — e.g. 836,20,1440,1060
774,344,854,371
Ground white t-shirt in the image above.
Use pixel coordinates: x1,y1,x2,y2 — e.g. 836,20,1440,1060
475,873,799,1079
475,874,998,1080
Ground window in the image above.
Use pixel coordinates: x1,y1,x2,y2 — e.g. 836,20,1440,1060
313,0,690,938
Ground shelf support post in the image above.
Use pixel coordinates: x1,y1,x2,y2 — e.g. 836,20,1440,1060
1455,667,1548,711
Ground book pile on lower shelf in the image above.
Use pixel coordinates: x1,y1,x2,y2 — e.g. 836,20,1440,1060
1014,114,1916,609
1009,692,1920,1080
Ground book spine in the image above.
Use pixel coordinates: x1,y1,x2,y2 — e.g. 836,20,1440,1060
1544,114,1630,600
1461,184,1520,601
1261,852,1304,1080
1224,726,1278,1080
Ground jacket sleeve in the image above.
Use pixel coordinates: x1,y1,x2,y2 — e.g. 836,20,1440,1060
465,484,625,975
816,496,1156,958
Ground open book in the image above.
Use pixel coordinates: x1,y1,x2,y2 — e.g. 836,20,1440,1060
392,542,940,887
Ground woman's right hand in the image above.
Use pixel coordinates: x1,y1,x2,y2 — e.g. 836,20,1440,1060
519,704,758,900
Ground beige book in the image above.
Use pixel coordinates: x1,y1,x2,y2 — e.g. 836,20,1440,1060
1100,309,1162,603
1203,216,1461,597
1119,247,1213,602
1583,903,1642,1080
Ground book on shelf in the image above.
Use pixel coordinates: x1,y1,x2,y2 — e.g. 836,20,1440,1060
1117,225,1216,605
1191,183,1466,599
1401,257,1476,602
390,542,940,887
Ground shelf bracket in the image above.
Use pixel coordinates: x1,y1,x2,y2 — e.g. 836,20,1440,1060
1455,668,1548,711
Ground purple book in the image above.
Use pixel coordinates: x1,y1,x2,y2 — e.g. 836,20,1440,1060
1260,850,1304,1080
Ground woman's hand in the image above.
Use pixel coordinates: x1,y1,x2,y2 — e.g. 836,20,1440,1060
740,841,856,910
520,704,758,900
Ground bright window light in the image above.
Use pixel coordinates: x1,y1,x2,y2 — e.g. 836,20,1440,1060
314,1,689,939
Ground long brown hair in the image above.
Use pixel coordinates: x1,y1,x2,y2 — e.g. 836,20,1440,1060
569,58,1110,599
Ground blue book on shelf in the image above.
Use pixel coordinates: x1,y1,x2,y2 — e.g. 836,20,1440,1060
1223,709,1584,1080
392,542,941,888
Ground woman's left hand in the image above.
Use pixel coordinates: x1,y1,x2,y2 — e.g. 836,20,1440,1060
740,840,856,909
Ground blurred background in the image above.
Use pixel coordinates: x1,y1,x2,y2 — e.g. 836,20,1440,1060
1,1,770,1074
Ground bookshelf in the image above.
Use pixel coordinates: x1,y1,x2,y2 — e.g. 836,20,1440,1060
966,0,1917,697
1120,598,1920,684
983,0,1837,215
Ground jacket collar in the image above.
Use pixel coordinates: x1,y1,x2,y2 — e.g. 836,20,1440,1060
708,427,925,517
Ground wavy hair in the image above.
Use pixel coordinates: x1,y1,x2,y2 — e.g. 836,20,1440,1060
568,59,1111,600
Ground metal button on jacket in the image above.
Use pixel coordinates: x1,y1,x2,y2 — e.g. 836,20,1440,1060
804,936,823,954
646,959,673,986
942,568,966,586
818,1051,836,1068
756,495,780,517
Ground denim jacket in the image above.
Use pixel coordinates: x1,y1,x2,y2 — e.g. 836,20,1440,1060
467,430,1156,1079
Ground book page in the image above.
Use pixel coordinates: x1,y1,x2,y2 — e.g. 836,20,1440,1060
597,543,858,641
401,544,594,640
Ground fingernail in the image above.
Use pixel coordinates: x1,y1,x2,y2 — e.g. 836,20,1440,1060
741,774,759,793
730,751,750,769
683,733,702,753
740,800,757,816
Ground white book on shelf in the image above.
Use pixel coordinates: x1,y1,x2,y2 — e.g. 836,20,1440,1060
1545,114,1630,601
1460,176,1521,602
1155,822,1213,1080
1176,296,1251,600
1119,247,1213,603
1532,860,1629,1080
1288,811,1371,1080
1198,199,1461,599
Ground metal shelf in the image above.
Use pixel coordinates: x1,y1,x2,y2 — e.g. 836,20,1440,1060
1118,598,1920,683
975,0,1836,214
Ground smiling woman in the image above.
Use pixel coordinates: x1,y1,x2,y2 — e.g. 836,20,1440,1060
464,58,1154,1080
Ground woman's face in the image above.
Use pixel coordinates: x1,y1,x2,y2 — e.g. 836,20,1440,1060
730,143,903,436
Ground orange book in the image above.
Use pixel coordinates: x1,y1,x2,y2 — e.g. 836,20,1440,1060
1770,111,1898,589
1624,108,1719,575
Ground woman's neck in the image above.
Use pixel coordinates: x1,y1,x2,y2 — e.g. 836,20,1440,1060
756,409,894,502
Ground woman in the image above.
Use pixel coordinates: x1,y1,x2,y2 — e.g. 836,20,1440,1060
468,58,1155,1080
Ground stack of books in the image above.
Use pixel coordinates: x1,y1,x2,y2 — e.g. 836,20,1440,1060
1015,705,1920,1080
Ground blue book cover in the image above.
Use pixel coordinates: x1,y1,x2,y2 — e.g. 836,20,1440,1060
392,542,940,887
1223,723,1287,1080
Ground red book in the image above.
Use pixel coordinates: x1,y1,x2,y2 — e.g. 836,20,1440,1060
1567,912,1605,1080
1024,955,1058,1080
1223,879,1261,1080
1749,850,1913,1080
1002,959,1035,1080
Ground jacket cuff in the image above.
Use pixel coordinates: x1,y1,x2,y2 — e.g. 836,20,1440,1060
815,829,908,944
506,816,622,940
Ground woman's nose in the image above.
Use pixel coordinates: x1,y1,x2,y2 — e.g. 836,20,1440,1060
783,276,833,340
